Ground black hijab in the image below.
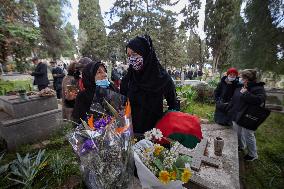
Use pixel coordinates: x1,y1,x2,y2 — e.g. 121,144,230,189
81,61,106,92
126,35,171,93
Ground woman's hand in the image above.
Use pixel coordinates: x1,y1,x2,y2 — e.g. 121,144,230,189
240,87,248,94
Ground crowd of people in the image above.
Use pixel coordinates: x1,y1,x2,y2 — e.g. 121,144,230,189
30,35,180,138
167,68,203,80
29,35,267,163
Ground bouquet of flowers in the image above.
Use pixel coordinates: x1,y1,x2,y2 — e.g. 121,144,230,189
67,88,134,189
133,128,192,189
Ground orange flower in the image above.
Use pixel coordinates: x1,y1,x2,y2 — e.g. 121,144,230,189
159,170,170,184
87,114,94,130
181,168,192,183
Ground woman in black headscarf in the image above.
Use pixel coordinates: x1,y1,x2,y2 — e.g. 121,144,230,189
120,35,179,134
72,61,118,123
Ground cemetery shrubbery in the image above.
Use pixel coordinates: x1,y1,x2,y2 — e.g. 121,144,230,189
0,80,32,95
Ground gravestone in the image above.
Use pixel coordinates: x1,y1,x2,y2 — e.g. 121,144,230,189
180,124,240,189
265,88,284,113
0,95,62,150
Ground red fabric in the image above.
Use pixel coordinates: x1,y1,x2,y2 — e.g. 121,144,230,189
227,67,238,76
78,78,85,91
156,112,203,140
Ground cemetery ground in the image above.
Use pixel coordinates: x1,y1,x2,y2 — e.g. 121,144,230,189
0,98,284,188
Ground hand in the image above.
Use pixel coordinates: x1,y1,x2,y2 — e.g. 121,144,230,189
240,87,247,94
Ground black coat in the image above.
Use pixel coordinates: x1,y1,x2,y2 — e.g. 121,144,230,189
31,62,49,86
228,82,266,122
120,74,178,134
214,76,239,126
52,67,65,90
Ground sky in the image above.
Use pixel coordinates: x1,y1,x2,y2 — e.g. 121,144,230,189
68,0,206,39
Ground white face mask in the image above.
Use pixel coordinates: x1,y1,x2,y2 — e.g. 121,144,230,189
227,76,236,81
239,78,244,84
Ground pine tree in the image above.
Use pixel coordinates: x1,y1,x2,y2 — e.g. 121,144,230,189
204,0,236,73
78,0,107,60
36,0,67,60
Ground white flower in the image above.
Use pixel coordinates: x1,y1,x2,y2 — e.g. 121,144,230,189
144,131,152,141
185,163,191,169
151,128,163,140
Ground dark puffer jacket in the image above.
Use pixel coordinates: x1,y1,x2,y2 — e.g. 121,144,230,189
214,76,239,126
228,81,266,123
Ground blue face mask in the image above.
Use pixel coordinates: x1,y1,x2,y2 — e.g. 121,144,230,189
95,79,110,88
239,78,244,84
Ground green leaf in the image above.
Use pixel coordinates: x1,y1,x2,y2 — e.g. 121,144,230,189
153,158,164,171
174,155,192,168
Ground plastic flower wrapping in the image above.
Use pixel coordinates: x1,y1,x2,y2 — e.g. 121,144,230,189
67,88,134,189
133,128,192,189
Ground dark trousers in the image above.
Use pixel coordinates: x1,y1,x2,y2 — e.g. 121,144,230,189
38,85,48,91
56,89,62,99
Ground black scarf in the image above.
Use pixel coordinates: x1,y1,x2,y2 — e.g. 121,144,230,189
126,35,171,93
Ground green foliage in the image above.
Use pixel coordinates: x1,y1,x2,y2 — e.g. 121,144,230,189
192,83,215,104
0,80,32,95
8,150,48,188
79,0,107,60
207,78,219,88
184,101,215,121
204,0,237,72
241,112,284,189
229,0,284,74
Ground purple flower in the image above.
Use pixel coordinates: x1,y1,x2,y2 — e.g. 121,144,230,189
80,139,97,155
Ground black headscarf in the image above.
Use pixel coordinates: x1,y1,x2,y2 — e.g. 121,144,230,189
126,35,171,93
81,61,106,92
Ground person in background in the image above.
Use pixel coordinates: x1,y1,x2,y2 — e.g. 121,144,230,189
120,35,179,135
72,61,118,124
76,57,92,91
30,57,49,91
230,69,266,161
111,65,122,89
214,68,239,126
50,61,65,99
62,62,78,120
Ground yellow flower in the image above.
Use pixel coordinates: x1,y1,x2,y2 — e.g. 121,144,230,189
170,171,177,180
159,170,170,184
154,144,164,156
181,168,192,183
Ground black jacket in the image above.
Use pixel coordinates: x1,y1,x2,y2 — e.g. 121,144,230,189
120,75,178,134
229,82,266,122
121,36,179,134
52,67,65,90
214,76,239,125
31,62,49,86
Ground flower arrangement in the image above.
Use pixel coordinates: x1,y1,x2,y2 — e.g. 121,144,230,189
67,89,134,189
134,128,192,188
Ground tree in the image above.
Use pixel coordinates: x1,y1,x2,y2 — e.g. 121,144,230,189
204,0,236,73
0,0,40,71
229,0,284,74
180,0,201,31
243,0,281,73
78,0,107,60
36,0,67,60
107,0,179,64
61,22,77,58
